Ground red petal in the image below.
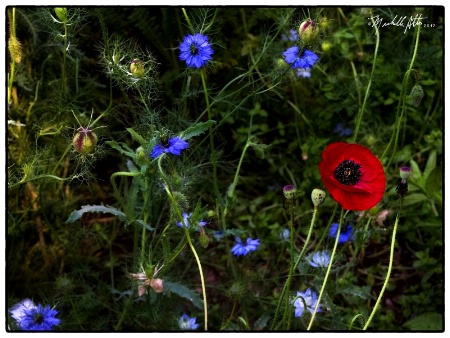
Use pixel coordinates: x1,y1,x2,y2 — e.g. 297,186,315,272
319,142,386,210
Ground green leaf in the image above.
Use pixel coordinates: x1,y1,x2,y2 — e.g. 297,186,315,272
106,141,136,158
423,150,437,183
133,219,155,231
127,128,147,146
402,312,443,331
164,281,203,309
180,120,216,140
402,193,428,207
66,205,126,223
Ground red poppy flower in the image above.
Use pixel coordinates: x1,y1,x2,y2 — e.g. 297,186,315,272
318,142,386,211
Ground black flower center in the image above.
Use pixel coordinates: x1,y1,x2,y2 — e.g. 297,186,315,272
334,159,362,186
190,44,199,55
34,313,44,324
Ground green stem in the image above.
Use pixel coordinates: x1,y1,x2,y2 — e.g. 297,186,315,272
363,200,402,330
381,24,421,165
200,69,219,198
181,8,194,33
307,207,344,329
221,298,237,330
271,205,318,330
281,201,296,329
352,15,380,143
157,156,208,330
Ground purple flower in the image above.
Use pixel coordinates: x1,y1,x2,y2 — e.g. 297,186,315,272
296,67,312,78
150,136,188,159
9,299,61,331
177,212,206,230
307,250,331,268
179,33,214,68
231,237,260,256
329,223,355,244
334,123,352,136
282,47,319,69
282,29,298,42
178,313,199,330
293,288,321,317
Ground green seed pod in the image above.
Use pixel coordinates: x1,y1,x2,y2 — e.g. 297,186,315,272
72,127,98,155
311,188,326,207
8,36,22,64
130,59,145,78
321,41,332,53
54,8,68,23
298,18,319,44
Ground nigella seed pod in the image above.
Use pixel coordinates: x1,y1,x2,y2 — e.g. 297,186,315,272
311,188,326,207
283,185,297,200
72,127,98,155
54,8,68,23
298,18,319,44
130,59,145,78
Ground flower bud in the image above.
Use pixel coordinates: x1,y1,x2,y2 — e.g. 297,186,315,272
321,41,332,53
410,84,424,107
298,19,319,44
311,188,326,207
8,36,22,64
199,232,209,248
130,59,145,78
54,8,68,23
283,185,297,200
399,166,411,180
150,278,164,293
72,127,98,155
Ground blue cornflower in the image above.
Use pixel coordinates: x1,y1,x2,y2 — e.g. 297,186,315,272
282,47,319,69
231,237,260,256
177,212,206,230
9,299,61,331
296,67,312,78
334,122,352,136
281,29,298,42
293,288,321,318
329,223,355,244
150,136,188,159
179,33,214,69
307,250,331,268
178,313,199,330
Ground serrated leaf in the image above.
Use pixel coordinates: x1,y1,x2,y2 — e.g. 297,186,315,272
106,141,136,158
164,281,203,309
66,205,126,223
127,128,146,146
180,120,216,140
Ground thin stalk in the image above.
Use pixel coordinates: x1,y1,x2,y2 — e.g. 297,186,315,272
352,15,380,143
200,69,219,197
271,205,318,330
158,156,208,330
363,199,402,330
307,207,344,329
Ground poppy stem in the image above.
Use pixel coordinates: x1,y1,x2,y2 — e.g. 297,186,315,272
307,207,344,329
363,200,402,330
